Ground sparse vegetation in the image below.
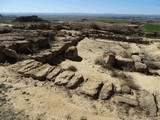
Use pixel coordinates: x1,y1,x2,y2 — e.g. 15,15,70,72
144,24,160,31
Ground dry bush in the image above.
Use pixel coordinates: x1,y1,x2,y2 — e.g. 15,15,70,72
67,65,77,72
111,70,140,90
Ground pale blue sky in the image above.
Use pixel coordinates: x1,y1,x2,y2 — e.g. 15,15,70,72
0,0,160,15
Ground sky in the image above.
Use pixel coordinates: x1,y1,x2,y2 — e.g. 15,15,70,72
0,0,160,15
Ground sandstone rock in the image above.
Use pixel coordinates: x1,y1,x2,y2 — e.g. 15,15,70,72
114,56,134,70
148,69,160,76
42,52,53,62
31,37,50,49
129,44,141,55
99,83,115,100
155,94,160,112
121,85,131,94
66,74,84,89
58,42,71,54
80,80,103,99
32,54,46,63
31,64,53,81
105,53,115,68
54,71,75,86
138,90,157,117
65,46,78,60
145,61,160,69
110,45,127,58
3,48,18,59
131,55,141,62
18,61,42,74
10,41,31,54
114,95,138,107
46,67,62,81
135,62,147,72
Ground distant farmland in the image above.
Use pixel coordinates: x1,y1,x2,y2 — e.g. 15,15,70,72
144,24,160,31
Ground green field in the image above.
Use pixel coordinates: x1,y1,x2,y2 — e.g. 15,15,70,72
144,24,160,31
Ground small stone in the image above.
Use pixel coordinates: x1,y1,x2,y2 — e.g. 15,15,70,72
121,85,131,94
80,116,87,120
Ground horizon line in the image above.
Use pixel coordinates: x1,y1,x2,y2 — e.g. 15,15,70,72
1,12,160,16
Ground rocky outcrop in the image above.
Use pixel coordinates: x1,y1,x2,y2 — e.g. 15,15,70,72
79,80,103,99
88,31,150,44
31,64,53,81
138,90,158,117
46,67,62,81
134,62,148,73
114,95,138,107
54,71,75,86
66,74,84,89
65,46,78,60
99,82,115,100
3,48,18,59
114,56,134,70
105,53,115,68
10,59,159,118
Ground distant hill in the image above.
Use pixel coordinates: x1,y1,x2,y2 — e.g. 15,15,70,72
0,14,3,17
14,15,48,22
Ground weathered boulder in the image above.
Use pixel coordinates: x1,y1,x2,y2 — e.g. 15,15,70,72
129,44,141,55
114,56,134,70
34,52,53,63
3,48,18,59
31,64,53,81
54,71,75,86
99,82,115,100
135,62,147,73
114,95,138,107
18,61,42,74
155,94,160,113
148,69,160,76
31,37,50,50
145,61,160,69
79,80,103,99
66,74,84,89
110,45,127,58
131,55,141,62
105,53,115,68
46,67,62,81
138,90,157,117
65,46,78,60
9,41,31,54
